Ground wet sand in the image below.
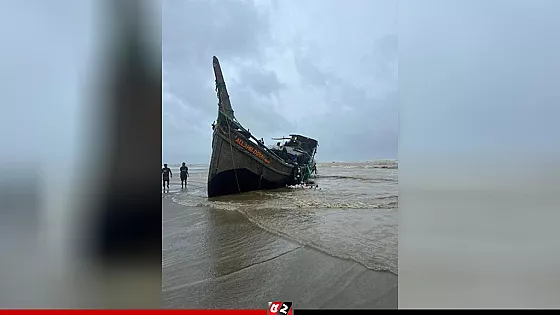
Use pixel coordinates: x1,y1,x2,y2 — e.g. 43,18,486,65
162,197,397,309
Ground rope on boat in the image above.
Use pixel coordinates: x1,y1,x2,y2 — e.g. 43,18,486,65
218,109,243,130
216,81,234,116
225,112,242,193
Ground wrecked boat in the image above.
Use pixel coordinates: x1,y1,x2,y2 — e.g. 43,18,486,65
207,56,319,197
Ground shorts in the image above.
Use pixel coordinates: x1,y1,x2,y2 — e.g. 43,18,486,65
180,176,187,181
162,177,170,182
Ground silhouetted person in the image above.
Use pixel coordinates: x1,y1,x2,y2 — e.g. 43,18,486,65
180,162,189,189
162,163,172,191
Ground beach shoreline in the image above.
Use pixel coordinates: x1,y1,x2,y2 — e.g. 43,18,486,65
162,197,397,309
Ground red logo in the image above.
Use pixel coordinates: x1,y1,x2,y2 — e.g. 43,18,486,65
268,301,292,315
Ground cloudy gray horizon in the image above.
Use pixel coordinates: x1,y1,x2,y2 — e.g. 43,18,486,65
162,0,397,164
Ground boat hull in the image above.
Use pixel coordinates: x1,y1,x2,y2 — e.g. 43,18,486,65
207,126,296,198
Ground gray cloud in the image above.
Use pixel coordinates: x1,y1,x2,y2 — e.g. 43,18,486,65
162,0,397,163
237,66,286,98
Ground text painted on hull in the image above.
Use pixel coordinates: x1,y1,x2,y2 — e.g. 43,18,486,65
235,137,271,164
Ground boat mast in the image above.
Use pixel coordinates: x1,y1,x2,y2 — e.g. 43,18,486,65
212,56,235,122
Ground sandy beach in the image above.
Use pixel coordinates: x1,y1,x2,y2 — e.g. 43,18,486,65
162,197,397,309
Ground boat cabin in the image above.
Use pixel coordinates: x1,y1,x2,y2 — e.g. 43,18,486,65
269,134,318,165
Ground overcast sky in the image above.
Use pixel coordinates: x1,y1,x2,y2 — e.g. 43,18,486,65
162,0,397,164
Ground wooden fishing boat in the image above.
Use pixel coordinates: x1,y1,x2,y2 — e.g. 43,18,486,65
207,56,319,198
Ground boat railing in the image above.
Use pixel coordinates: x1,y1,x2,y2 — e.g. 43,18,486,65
218,109,290,164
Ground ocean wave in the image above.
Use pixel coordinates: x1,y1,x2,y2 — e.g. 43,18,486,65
316,175,397,182
171,197,397,212
168,195,398,275
167,163,398,276
234,208,397,275
318,160,398,169
289,199,397,210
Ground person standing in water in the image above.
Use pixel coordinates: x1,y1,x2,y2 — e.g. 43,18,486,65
180,162,189,189
162,163,172,191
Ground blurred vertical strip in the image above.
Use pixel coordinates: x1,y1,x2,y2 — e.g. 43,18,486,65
0,0,162,308
90,0,161,262
398,0,560,309
80,0,162,308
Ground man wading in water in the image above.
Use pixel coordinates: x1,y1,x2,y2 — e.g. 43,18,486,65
180,162,189,189
162,163,172,192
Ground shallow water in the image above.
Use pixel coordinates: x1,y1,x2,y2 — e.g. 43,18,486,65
165,161,398,275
